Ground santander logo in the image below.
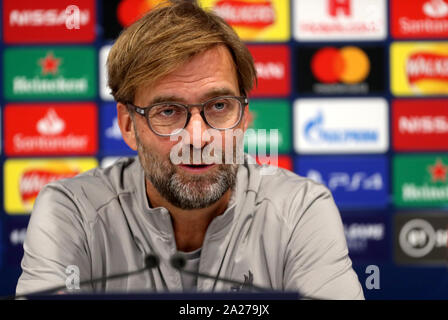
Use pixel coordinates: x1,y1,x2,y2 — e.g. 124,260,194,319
423,0,448,18
36,109,65,135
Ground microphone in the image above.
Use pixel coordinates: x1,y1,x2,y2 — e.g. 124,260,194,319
8,254,160,300
170,254,269,292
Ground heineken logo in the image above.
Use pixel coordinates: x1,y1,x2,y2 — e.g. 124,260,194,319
39,52,61,75
394,155,448,207
4,47,96,100
428,158,447,182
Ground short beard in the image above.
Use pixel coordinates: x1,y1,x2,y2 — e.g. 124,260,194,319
135,129,238,210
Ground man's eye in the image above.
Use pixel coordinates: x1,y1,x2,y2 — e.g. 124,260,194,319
159,107,176,117
212,102,227,110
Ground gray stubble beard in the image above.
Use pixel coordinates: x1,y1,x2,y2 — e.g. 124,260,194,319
135,130,239,210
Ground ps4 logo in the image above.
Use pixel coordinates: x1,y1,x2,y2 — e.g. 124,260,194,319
304,111,378,144
306,170,383,191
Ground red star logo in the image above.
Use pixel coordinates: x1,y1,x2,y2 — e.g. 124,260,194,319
428,158,448,183
38,52,61,75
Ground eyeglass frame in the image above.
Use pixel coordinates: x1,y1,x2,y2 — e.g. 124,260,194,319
126,95,249,137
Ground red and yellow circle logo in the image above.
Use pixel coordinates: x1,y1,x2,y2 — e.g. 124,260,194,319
117,0,166,27
311,46,370,84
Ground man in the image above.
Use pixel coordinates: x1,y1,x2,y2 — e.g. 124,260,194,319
16,1,364,299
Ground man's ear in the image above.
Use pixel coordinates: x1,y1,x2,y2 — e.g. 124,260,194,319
117,102,138,151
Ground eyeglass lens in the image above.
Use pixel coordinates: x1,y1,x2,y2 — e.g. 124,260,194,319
147,97,242,135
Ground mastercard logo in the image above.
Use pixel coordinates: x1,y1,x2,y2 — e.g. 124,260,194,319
311,47,371,84
117,0,165,27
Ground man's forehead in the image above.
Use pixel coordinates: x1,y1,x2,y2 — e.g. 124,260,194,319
158,45,236,83
149,88,238,104
135,45,239,104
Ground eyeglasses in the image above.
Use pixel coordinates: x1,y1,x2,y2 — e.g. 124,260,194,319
127,96,248,136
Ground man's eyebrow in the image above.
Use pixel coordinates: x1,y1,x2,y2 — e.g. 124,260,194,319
147,88,238,106
201,88,238,100
148,95,185,105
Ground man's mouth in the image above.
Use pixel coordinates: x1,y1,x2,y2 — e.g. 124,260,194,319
178,163,216,173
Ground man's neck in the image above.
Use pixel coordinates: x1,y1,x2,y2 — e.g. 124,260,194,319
145,180,232,252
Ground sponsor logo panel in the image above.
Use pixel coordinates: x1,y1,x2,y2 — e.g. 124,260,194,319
293,98,389,154
3,217,29,267
100,103,137,156
391,42,448,96
391,0,448,39
0,109,2,154
244,99,291,154
102,0,165,40
395,214,448,264
296,156,389,209
247,45,290,97
5,103,98,156
4,47,96,100
293,0,387,41
3,0,96,43
342,214,389,261
0,220,2,268
392,99,448,151
295,46,385,95
199,0,290,42
100,45,114,101
256,155,293,171
4,158,98,214
393,155,448,207
101,43,292,100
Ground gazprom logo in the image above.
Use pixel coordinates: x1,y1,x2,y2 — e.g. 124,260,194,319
304,111,378,144
294,98,388,153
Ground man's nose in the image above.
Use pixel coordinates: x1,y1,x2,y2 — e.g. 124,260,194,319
184,109,210,149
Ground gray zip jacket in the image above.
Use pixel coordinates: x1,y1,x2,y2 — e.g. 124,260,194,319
16,155,364,299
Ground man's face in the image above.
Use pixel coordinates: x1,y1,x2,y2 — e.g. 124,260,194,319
125,45,248,209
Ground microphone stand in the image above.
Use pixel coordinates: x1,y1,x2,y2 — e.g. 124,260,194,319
170,254,270,292
6,255,160,300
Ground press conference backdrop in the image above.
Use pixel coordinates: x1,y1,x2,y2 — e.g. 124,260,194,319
0,0,447,299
